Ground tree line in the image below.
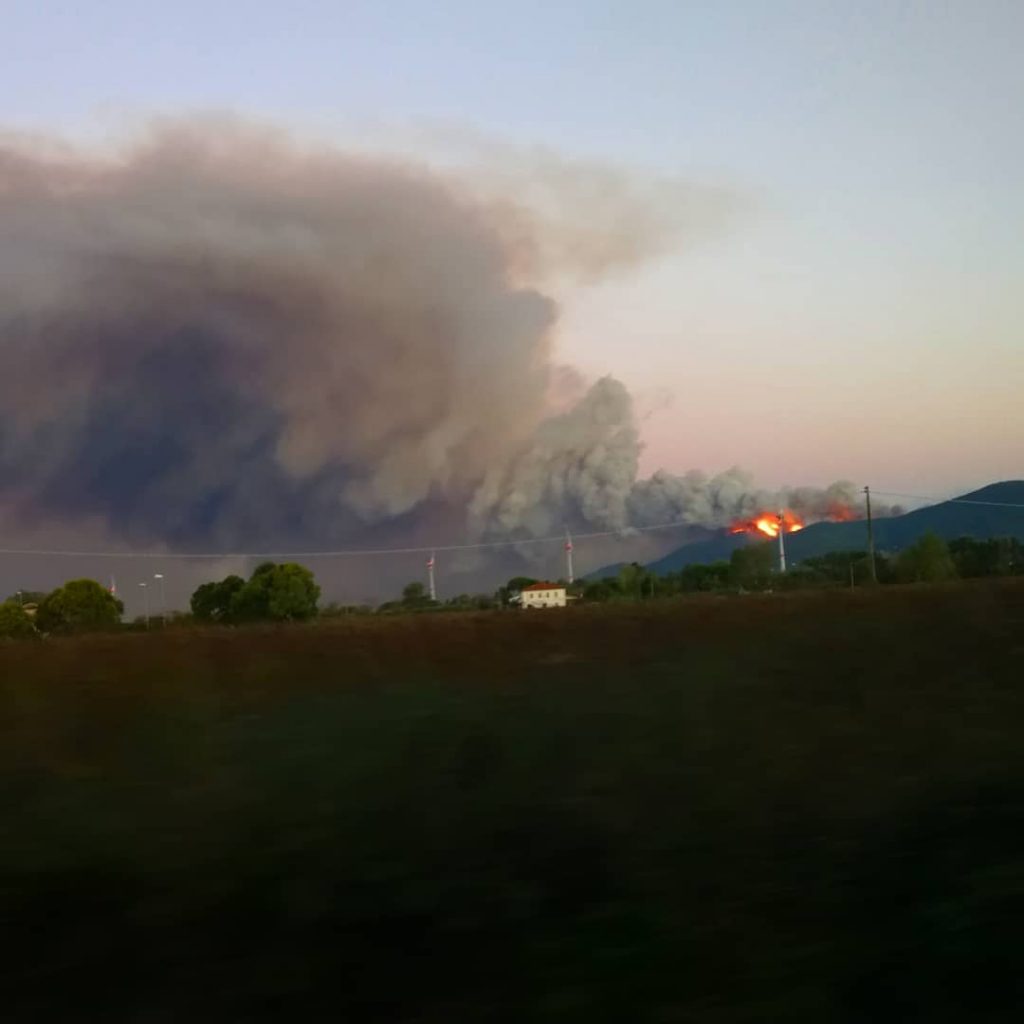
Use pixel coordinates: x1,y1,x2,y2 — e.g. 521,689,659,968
332,534,1023,613
1,535,1020,639
0,561,320,639
580,533,1022,602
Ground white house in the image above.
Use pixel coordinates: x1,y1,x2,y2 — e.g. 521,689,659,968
518,582,567,609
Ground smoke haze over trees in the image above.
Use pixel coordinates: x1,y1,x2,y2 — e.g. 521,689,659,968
0,118,880,570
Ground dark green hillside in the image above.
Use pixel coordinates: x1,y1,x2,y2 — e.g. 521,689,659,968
645,480,1024,574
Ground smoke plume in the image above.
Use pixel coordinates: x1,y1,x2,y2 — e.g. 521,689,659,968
0,118,865,565
470,377,891,538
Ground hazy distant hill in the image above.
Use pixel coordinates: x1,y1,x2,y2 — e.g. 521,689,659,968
592,481,1024,577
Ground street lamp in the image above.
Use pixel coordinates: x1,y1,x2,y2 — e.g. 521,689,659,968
138,582,149,629
154,573,166,625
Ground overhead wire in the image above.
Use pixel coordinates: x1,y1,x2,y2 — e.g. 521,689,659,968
0,490,1019,561
0,517,705,561
869,490,1024,510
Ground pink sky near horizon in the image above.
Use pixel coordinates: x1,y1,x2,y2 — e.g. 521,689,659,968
557,194,1023,500
3,1,1022,503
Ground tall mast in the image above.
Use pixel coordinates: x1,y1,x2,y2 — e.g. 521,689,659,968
777,512,787,574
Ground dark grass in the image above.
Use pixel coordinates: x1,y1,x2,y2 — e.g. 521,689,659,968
2,581,1024,1021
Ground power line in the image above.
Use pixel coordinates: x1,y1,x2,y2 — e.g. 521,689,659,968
0,491,1019,562
0,517,702,561
870,490,1024,510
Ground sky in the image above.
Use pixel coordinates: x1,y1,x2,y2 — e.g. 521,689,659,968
3,0,1021,501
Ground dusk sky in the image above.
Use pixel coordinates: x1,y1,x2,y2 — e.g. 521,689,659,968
4,0,1021,500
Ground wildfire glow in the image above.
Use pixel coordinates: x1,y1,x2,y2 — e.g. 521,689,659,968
826,502,857,522
729,502,856,538
730,509,805,538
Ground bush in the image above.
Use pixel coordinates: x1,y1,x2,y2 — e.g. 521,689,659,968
191,575,245,622
0,600,36,639
35,579,124,634
949,536,1024,578
897,532,957,583
234,563,320,622
191,563,320,625
730,541,776,590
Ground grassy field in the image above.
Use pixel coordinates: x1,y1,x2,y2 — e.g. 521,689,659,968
2,581,1023,1021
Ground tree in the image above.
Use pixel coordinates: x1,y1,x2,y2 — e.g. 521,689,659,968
582,578,618,602
230,563,321,622
35,579,124,634
896,532,957,583
495,577,540,607
506,576,538,594
797,550,896,587
190,575,245,622
677,561,731,593
321,602,372,618
730,542,775,590
802,551,861,585
263,563,321,621
190,564,320,624
444,593,497,611
949,537,1023,578
400,581,435,610
0,600,36,639
617,563,654,600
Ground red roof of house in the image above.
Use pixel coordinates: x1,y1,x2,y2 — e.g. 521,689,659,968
522,581,564,592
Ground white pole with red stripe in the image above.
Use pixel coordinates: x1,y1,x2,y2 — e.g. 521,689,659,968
777,511,787,574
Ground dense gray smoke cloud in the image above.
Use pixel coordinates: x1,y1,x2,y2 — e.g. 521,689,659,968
0,119,868,560
471,377,893,538
1,120,558,546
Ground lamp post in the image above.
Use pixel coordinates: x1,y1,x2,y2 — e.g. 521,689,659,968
154,573,166,625
138,582,149,629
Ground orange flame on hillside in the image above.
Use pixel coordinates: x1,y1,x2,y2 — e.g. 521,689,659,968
826,502,857,522
729,501,859,538
730,509,805,538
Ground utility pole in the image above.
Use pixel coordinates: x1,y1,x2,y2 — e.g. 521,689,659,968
777,511,787,574
427,552,437,602
864,485,878,583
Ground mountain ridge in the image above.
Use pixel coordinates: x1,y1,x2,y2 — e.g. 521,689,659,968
589,480,1024,578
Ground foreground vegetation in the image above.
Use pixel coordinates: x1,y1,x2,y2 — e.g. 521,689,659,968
2,580,1023,1020
2,534,1019,637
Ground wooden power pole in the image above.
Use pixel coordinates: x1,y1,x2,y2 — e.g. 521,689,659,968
864,485,878,583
